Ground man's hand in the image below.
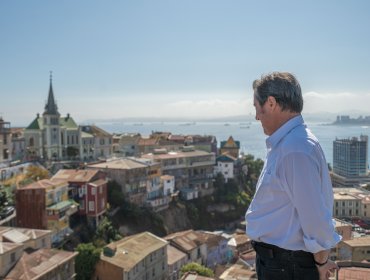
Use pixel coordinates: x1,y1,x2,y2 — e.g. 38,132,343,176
316,259,338,280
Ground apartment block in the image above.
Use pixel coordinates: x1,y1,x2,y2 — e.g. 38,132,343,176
4,248,78,280
198,231,231,269
112,133,141,157
164,230,207,265
89,157,174,209
332,135,370,187
15,179,76,244
0,117,12,164
51,169,108,227
94,231,168,280
167,245,188,280
214,154,237,182
333,136,368,177
80,125,113,160
10,128,25,162
0,226,55,278
0,226,52,250
333,188,370,219
337,236,370,262
142,147,216,198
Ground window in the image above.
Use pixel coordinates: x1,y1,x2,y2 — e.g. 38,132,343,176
80,200,85,209
89,201,95,211
342,202,345,207
10,252,15,263
91,188,96,195
99,186,103,194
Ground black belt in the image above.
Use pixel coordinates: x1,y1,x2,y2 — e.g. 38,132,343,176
251,240,314,260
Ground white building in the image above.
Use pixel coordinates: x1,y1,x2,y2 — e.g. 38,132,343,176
161,175,175,196
23,74,112,162
214,154,236,182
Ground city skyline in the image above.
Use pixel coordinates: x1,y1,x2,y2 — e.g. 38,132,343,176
1,1,370,126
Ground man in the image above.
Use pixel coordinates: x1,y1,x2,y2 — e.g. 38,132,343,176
245,72,341,280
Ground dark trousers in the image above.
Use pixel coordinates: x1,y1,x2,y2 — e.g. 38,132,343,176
252,241,319,280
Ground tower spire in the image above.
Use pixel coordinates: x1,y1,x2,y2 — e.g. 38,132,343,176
44,71,59,115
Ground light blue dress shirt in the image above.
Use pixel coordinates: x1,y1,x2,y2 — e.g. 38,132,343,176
245,115,341,253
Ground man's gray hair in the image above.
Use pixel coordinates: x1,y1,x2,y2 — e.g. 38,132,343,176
253,72,303,113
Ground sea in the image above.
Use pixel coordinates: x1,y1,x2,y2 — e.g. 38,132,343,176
98,120,370,165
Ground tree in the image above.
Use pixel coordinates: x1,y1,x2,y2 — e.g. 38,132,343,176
94,216,122,246
238,154,264,196
180,262,214,278
25,165,49,181
75,243,101,280
107,180,125,207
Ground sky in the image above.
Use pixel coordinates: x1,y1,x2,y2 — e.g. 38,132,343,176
1,0,370,126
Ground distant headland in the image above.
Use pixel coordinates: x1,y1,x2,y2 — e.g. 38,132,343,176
333,115,370,126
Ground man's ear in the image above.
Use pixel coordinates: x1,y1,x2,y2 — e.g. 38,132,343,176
266,96,277,110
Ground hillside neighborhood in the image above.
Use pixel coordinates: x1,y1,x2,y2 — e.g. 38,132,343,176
1,78,370,279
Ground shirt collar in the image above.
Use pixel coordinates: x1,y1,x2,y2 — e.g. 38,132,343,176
266,115,304,149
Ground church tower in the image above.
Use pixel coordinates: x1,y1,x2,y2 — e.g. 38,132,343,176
42,72,62,159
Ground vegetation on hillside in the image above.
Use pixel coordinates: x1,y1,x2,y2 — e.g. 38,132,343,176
180,262,214,278
75,243,101,280
185,154,264,230
107,180,167,236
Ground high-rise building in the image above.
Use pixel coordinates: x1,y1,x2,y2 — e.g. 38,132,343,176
333,135,368,177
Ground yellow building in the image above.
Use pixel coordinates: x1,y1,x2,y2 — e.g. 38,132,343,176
94,232,168,280
337,236,370,262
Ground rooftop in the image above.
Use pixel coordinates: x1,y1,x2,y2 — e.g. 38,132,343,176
167,245,187,266
142,150,213,160
101,232,168,270
19,179,67,190
0,242,24,255
165,230,205,252
51,169,100,183
342,236,370,247
88,158,150,170
0,226,51,243
4,248,77,279
219,263,256,280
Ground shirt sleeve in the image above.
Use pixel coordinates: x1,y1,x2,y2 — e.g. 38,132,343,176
278,151,341,253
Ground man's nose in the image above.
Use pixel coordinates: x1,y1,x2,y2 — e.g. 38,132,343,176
255,114,259,121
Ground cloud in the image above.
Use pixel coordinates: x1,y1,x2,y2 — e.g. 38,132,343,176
303,91,370,113
6,90,370,126
165,98,253,118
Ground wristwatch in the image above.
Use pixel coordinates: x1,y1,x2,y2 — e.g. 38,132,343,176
314,258,329,267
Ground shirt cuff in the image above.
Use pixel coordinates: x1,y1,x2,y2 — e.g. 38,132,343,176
303,233,342,253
